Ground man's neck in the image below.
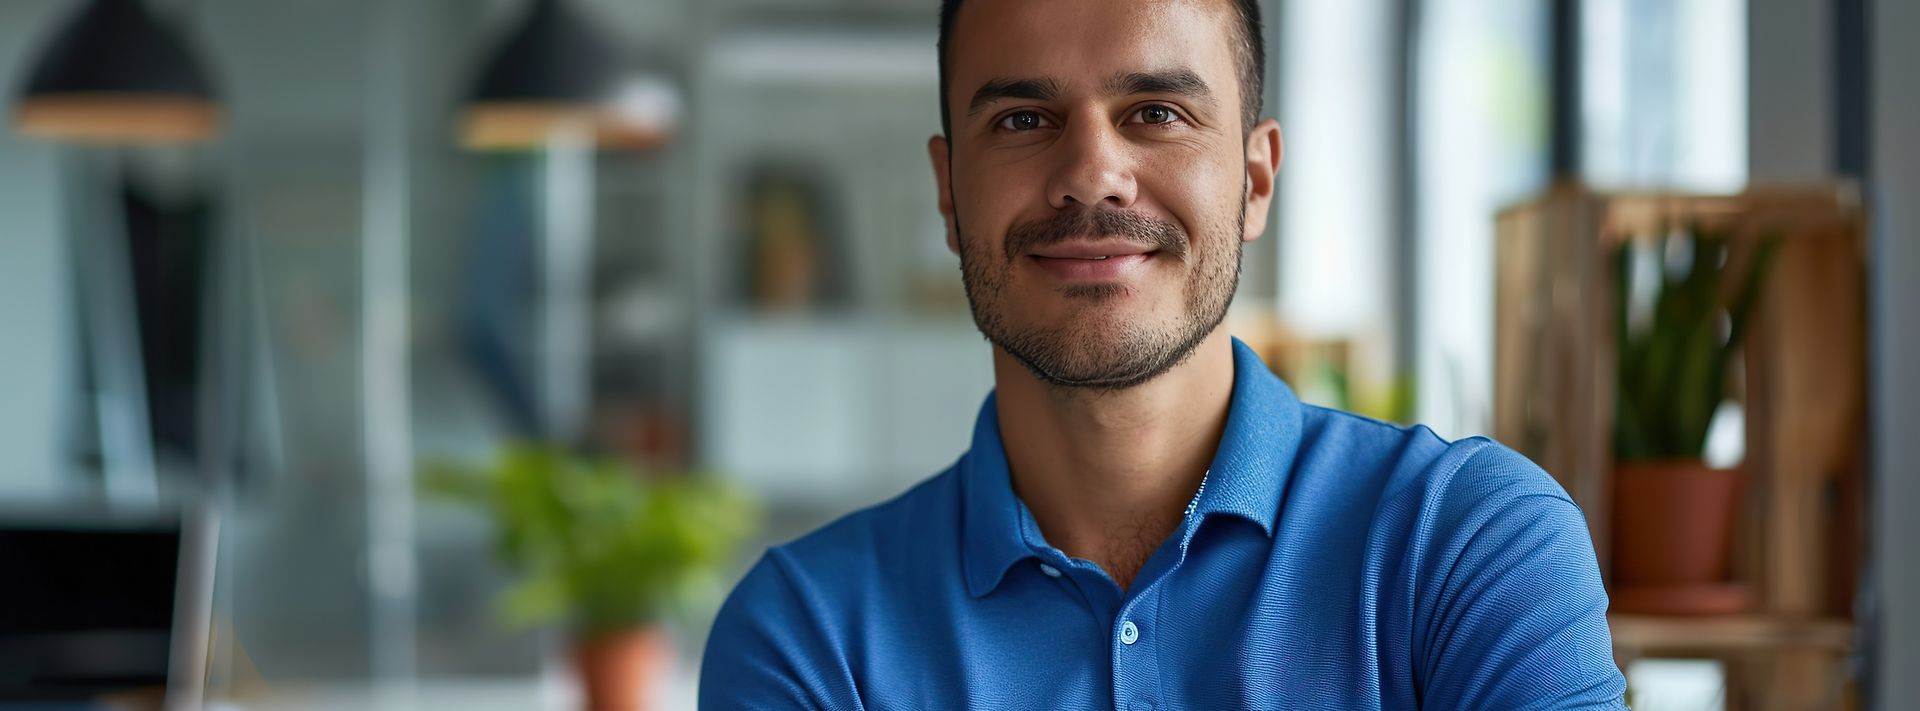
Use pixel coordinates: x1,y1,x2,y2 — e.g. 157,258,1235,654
993,328,1237,591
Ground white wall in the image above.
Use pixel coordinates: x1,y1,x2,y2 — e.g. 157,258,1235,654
0,0,74,502
1872,0,1919,705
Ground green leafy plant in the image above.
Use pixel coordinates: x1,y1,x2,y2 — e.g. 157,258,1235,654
422,444,760,636
1614,226,1782,461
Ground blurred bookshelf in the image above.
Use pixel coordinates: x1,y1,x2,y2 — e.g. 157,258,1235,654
1494,182,1868,710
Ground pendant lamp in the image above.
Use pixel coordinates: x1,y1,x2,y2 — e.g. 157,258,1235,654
461,0,675,151
11,0,220,144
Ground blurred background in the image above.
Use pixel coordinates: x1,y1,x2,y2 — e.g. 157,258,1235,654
0,0,1912,709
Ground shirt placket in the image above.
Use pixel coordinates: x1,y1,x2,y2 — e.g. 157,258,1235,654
1110,588,1165,710
1111,469,1210,711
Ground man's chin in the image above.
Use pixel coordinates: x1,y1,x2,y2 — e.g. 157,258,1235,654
989,323,1185,391
1009,350,1179,391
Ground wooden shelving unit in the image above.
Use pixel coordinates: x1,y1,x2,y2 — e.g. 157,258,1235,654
1610,614,1854,657
1493,182,1869,711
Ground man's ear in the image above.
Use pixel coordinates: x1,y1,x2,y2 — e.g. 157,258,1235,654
928,134,959,254
1241,119,1283,242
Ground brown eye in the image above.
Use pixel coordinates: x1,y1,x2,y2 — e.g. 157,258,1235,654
1137,105,1177,125
998,111,1049,132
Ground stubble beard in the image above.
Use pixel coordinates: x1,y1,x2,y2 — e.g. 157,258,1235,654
957,202,1244,392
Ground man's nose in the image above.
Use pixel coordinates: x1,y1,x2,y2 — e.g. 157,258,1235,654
1045,118,1138,211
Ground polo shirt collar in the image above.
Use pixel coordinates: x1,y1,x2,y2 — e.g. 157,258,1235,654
960,337,1305,598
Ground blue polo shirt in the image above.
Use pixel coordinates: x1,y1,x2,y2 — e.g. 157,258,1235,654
700,339,1626,709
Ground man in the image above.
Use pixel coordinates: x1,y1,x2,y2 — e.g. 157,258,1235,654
700,0,1628,707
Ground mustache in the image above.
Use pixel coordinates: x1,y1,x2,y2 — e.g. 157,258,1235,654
1003,209,1189,263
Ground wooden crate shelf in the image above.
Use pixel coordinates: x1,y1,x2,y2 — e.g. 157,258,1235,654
1493,181,1869,710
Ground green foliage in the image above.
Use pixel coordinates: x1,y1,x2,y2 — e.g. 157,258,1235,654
421,445,760,635
1614,226,1781,461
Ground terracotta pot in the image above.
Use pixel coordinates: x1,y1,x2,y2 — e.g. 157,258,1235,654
1610,459,1751,614
573,625,671,711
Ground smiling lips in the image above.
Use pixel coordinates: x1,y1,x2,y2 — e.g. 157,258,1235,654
1027,240,1158,281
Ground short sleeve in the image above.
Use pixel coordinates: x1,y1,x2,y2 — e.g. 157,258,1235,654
1413,443,1629,710
698,551,865,711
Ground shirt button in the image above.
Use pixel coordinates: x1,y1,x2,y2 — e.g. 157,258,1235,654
1038,563,1062,578
1119,620,1139,645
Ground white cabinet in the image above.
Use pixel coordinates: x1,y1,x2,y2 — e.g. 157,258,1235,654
702,318,992,509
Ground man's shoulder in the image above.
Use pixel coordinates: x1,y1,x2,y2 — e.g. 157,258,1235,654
702,468,966,708
761,463,964,583
1293,404,1576,524
1291,418,1621,708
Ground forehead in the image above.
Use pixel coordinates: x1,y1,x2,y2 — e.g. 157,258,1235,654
946,0,1239,98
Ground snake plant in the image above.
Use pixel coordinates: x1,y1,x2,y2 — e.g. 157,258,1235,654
1614,226,1781,462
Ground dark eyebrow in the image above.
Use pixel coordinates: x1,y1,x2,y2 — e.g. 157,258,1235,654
1105,68,1214,103
966,77,1066,116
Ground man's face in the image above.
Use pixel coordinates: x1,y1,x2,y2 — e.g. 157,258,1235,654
930,0,1278,390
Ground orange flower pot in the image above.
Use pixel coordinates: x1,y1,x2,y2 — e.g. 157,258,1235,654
1610,459,1754,615
573,626,671,711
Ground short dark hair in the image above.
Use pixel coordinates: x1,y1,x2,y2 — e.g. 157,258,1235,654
936,0,1267,137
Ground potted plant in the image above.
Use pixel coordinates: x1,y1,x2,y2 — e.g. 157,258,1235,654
1610,226,1780,615
423,445,759,710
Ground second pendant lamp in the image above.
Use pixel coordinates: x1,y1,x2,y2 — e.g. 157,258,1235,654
462,0,674,151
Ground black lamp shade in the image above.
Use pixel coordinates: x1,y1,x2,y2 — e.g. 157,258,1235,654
12,0,220,143
462,0,670,151
470,0,614,105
